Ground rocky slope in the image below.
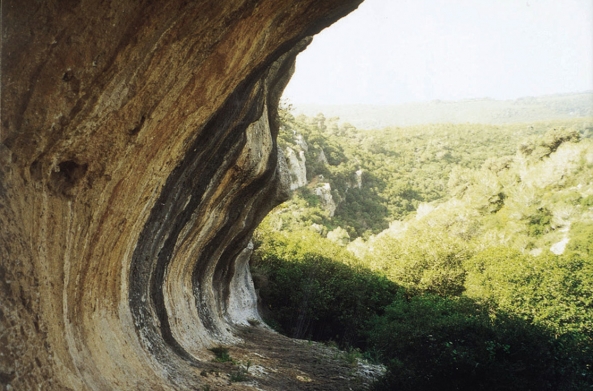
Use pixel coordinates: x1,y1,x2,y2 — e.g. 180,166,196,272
0,0,362,389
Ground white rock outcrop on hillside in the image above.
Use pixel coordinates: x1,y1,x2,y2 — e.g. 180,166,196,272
314,182,337,217
285,146,308,190
295,134,309,152
355,169,363,188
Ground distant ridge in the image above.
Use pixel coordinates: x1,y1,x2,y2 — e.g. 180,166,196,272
292,92,593,129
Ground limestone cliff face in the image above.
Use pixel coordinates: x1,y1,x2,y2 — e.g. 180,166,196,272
285,147,308,190
0,1,361,389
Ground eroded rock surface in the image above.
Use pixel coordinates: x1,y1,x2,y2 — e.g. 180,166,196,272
0,1,361,389
285,147,308,190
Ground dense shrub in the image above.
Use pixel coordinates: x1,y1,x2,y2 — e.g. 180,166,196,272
364,230,472,296
368,294,591,391
465,247,593,335
251,229,399,347
566,222,593,258
252,231,592,390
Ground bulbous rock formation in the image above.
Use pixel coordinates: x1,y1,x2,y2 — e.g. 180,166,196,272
0,0,361,389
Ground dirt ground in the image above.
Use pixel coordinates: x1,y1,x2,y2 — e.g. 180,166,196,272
195,325,384,391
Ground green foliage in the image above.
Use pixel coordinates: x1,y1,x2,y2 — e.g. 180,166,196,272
229,362,251,382
542,127,581,154
465,247,593,335
251,229,399,347
363,229,472,296
566,222,593,258
326,226,350,246
209,346,232,363
275,111,592,241
526,207,553,237
369,294,590,391
253,113,593,390
252,230,592,390
342,346,363,366
274,111,589,237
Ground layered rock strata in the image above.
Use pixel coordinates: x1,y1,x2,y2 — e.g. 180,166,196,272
0,0,361,389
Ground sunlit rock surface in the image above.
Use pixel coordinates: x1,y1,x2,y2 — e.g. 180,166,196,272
355,169,364,189
285,147,308,190
295,134,309,152
550,236,570,255
0,0,361,389
314,182,337,217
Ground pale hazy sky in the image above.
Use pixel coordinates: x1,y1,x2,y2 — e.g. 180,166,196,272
283,0,593,105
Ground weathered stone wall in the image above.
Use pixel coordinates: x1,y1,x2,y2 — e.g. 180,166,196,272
0,1,361,389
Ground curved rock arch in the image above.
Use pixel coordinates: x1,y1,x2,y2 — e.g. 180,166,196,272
0,1,362,389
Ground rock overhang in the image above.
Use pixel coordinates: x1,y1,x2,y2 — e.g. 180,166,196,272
0,0,363,389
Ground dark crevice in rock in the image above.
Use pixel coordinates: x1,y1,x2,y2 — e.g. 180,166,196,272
29,159,43,182
62,70,75,82
49,160,89,197
128,115,146,136
212,49,303,321
0,370,16,385
212,170,282,316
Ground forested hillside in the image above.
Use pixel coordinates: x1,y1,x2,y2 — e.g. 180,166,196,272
294,91,593,129
272,107,592,239
251,111,593,390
